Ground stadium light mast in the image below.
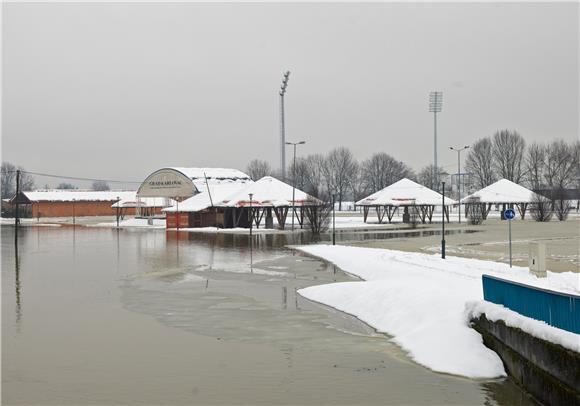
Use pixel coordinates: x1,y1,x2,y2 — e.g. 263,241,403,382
449,145,470,224
279,71,291,180
429,91,443,191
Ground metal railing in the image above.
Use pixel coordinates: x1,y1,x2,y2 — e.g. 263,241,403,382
482,274,580,334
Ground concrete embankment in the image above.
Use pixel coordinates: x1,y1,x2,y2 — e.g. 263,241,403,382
471,314,580,406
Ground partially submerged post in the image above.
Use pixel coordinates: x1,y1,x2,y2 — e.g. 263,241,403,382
332,194,336,246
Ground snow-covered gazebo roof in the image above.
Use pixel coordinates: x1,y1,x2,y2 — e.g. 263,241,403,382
356,178,456,206
220,176,319,208
461,179,540,204
163,183,249,213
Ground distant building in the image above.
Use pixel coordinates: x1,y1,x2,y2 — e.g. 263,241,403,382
9,190,137,218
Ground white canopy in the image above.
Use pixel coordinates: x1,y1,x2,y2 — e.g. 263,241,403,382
220,176,319,208
461,179,540,204
356,178,456,206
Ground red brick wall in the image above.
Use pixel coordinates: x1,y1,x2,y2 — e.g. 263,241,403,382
31,201,130,218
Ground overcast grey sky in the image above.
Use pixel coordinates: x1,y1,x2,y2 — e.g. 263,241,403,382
2,2,578,183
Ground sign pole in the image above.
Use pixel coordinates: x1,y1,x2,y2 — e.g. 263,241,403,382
509,217,512,268
504,207,515,268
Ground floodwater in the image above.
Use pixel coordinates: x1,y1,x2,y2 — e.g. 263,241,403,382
2,226,535,405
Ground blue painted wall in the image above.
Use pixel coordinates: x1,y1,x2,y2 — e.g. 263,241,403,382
482,275,580,334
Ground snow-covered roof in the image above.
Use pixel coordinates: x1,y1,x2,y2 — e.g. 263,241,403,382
163,183,249,213
220,176,319,208
111,196,175,208
19,190,137,203
461,179,540,204
169,167,251,190
356,178,456,206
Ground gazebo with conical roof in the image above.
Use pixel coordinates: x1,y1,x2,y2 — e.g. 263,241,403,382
356,178,456,224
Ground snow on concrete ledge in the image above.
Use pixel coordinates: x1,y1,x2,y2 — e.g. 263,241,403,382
295,245,579,379
465,300,580,353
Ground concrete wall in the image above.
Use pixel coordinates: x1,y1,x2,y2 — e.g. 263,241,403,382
471,314,580,406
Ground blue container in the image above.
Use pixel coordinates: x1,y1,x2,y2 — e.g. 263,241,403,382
482,274,580,334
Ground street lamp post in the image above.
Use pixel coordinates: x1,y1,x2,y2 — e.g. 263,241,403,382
449,145,470,224
441,182,446,259
332,194,336,246
279,71,291,180
429,91,443,191
286,140,306,231
249,193,253,269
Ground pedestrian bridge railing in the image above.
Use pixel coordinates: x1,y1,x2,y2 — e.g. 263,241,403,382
482,274,580,334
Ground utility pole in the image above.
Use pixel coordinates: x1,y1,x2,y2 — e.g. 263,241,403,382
449,145,470,223
286,140,305,231
279,71,291,180
429,91,443,191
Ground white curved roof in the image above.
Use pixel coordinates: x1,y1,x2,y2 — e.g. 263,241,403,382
356,178,456,206
461,179,540,204
169,167,251,189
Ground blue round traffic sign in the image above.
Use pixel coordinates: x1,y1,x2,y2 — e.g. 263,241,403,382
504,208,516,220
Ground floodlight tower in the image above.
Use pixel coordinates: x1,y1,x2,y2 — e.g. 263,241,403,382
429,91,443,191
286,140,306,231
279,71,291,180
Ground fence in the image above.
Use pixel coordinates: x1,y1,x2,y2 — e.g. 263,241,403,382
482,274,580,334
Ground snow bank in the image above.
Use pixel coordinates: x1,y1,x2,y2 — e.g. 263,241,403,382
466,301,580,353
295,245,579,379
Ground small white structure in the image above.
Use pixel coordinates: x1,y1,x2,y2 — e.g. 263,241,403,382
461,179,541,219
356,178,456,224
529,242,547,278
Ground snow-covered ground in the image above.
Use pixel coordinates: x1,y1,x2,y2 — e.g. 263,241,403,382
294,245,579,379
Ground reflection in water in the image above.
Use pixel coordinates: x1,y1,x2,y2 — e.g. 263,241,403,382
2,226,533,406
14,228,22,327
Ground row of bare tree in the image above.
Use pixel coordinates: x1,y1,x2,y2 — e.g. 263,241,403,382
465,130,580,191
248,148,415,209
248,130,579,209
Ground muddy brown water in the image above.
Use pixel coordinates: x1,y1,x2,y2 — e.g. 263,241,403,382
2,226,535,405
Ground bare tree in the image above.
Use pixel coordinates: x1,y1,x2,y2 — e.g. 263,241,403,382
491,130,526,183
246,159,272,181
303,198,331,236
465,137,495,189
553,190,571,221
349,162,367,205
1,162,35,198
360,152,413,194
288,157,308,192
302,154,326,199
1,162,17,198
92,180,110,191
544,140,578,189
417,165,448,190
530,193,553,222
57,183,77,190
323,147,358,210
525,142,546,190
